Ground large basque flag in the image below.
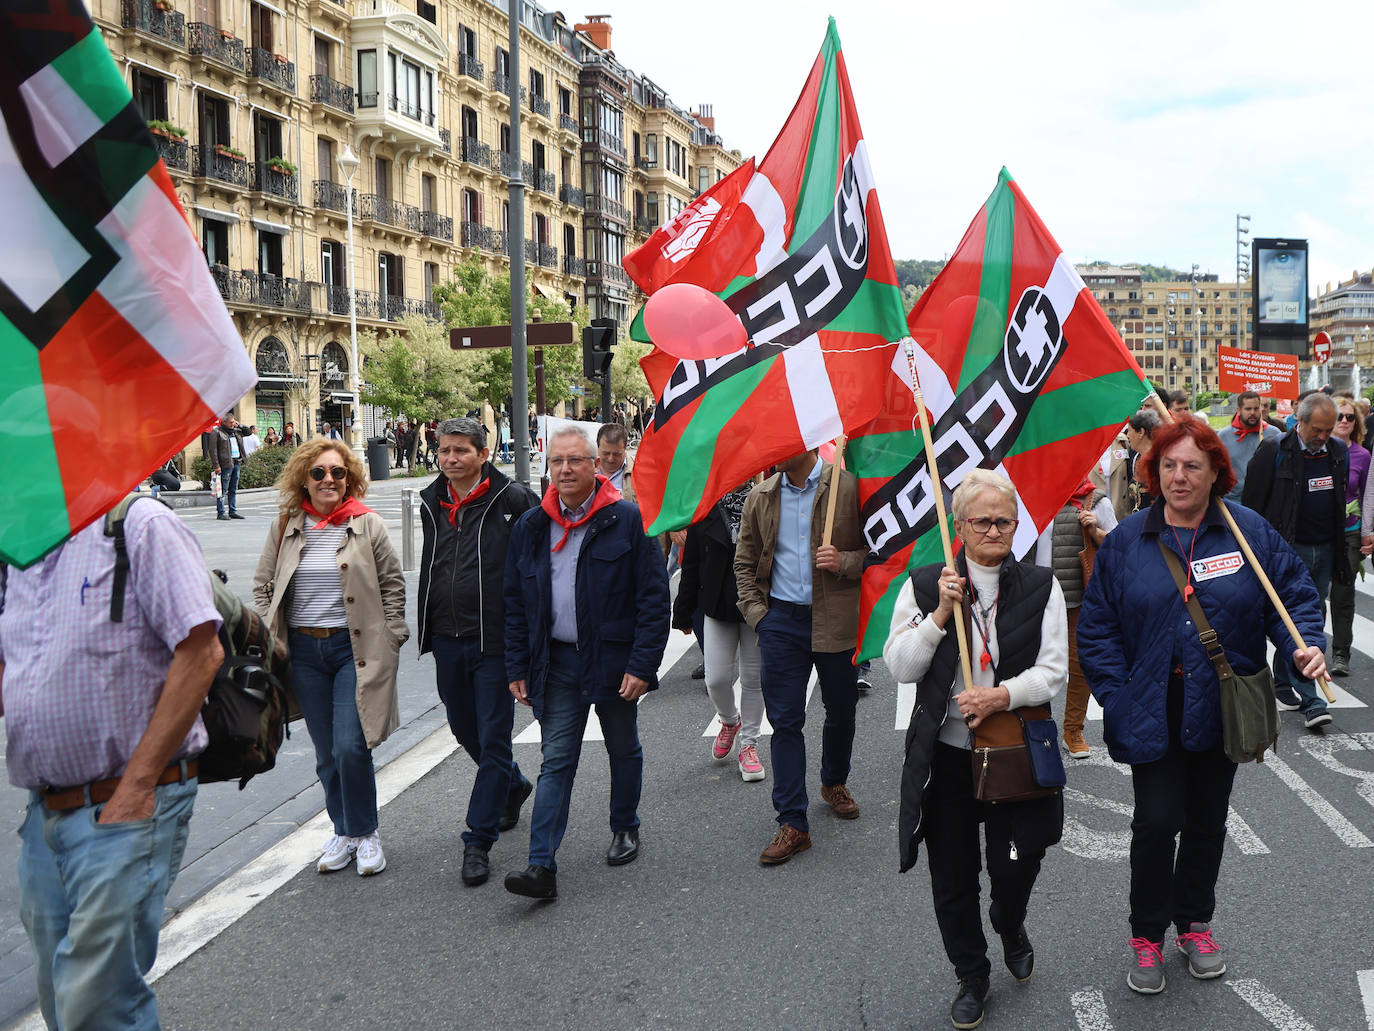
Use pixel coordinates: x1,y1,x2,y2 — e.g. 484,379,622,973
0,3,255,567
624,18,908,534
850,169,1151,660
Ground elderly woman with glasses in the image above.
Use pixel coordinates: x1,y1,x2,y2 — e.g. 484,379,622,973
884,469,1067,1030
254,437,409,877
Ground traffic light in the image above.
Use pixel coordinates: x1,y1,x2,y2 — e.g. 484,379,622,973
582,318,615,380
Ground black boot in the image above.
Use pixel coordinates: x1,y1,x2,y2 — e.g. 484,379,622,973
461,845,489,887
1000,925,1034,981
950,976,989,1030
500,777,534,832
504,864,557,900
606,829,640,866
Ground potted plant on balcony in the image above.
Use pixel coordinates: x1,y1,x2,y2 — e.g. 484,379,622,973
273,53,288,64
152,0,173,11
214,144,246,161
265,156,297,176
218,27,236,41
147,120,187,139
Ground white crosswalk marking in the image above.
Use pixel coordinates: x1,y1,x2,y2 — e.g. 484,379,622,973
1070,988,1115,1031
514,632,698,745
1357,969,1374,1030
1229,978,1319,1030
1262,753,1374,848
699,669,817,739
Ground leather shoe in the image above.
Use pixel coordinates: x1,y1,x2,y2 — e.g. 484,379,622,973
216,514,230,521
759,824,811,865
228,512,245,519
606,829,639,866
1001,925,1034,981
820,782,860,819
500,777,534,832
460,845,489,887
504,864,557,900
950,976,989,1030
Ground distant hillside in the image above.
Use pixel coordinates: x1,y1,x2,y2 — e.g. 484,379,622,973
894,259,946,290
1080,260,1195,282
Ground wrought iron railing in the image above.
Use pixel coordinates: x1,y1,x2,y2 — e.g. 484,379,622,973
438,128,451,153
191,145,249,187
461,222,494,250
562,254,586,277
460,136,490,166
495,150,520,177
538,244,558,268
559,113,578,133
559,183,584,207
248,47,295,92
530,94,551,117
121,0,186,47
419,210,453,241
458,53,485,83
357,193,421,232
309,74,354,113
187,22,244,71
208,267,313,311
151,133,189,172
313,179,354,213
251,162,298,202
535,169,556,194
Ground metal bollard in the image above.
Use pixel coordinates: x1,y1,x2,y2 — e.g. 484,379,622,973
401,488,416,571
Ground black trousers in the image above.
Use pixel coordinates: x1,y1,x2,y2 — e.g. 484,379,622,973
1129,742,1237,943
925,742,1062,980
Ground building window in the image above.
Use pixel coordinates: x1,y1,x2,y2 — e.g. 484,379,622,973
198,92,231,149
529,68,544,99
698,166,710,195
421,173,436,213
459,24,476,57
202,218,229,265
563,222,575,257
378,252,403,297
462,188,480,224
317,136,334,183
645,133,657,165
423,261,439,299
533,212,548,244
321,240,343,287
461,105,478,139
375,156,390,200
132,69,168,122
357,50,378,107
258,231,283,278
559,86,572,117
417,0,436,23
646,191,658,225
253,111,283,163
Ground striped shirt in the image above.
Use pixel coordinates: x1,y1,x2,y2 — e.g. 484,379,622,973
0,502,221,789
288,523,348,628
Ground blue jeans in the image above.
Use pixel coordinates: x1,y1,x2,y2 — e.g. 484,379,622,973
527,642,642,871
19,778,197,1031
215,462,240,516
432,635,528,849
290,630,378,837
1272,541,1332,715
756,600,859,833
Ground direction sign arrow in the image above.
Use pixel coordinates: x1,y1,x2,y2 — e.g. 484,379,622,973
449,322,576,350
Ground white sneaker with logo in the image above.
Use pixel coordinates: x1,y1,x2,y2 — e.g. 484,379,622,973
317,834,356,873
355,833,387,876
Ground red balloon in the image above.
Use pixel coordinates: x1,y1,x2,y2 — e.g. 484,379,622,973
643,283,749,360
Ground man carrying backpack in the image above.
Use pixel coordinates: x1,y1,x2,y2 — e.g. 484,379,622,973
0,499,223,1030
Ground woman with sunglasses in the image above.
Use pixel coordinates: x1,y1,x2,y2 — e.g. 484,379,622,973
253,438,409,876
1329,393,1369,676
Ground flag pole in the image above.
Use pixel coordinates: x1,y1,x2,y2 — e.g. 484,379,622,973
822,434,847,547
903,339,976,694
1147,394,1334,702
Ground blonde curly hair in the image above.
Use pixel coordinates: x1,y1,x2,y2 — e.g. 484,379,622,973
274,436,369,515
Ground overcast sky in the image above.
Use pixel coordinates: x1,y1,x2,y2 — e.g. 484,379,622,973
603,0,1372,293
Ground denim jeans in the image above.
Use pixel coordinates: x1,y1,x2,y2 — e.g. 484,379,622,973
19,778,197,1031
432,634,528,849
527,642,642,871
214,462,240,517
1271,541,1333,715
290,629,378,837
756,600,858,833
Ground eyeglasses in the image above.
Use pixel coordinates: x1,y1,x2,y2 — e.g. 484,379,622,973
1338,413,1359,422
962,517,1018,535
309,466,347,481
548,456,593,468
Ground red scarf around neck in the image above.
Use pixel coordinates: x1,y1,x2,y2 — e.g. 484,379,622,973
1066,478,1097,509
440,476,491,527
542,475,621,551
301,496,373,528
1231,415,1258,442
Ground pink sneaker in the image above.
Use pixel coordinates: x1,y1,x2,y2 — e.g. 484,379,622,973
712,720,742,760
738,744,766,782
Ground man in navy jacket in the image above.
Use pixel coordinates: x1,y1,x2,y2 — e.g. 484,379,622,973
502,426,669,900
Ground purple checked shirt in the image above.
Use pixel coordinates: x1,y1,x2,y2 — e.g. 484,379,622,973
0,501,221,790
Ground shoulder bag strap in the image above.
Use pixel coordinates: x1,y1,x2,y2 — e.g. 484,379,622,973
1156,538,1237,682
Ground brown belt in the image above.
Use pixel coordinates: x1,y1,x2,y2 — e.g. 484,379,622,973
43,759,199,812
292,626,347,639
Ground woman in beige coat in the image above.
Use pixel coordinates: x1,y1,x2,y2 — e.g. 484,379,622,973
254,438,408,876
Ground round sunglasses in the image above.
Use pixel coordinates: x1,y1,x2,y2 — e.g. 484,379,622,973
309,465,347,481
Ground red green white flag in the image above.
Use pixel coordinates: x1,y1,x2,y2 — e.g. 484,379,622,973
624,18,908,534
850,169,1151,660
0,5,255,568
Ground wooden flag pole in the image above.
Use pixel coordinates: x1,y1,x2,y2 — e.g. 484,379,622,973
821,435,847,547
902,339,976,694
1147,394,1334,702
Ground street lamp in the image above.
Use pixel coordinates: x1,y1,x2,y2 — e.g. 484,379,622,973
1191,263,1201,411
337,143,363,458
1235,214,1251,351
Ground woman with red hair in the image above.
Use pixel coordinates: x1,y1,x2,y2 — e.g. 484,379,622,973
1078,418,1326,996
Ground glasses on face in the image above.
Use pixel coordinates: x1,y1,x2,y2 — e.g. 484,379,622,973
963,517,1018,536
1338,412,1359,422
309,466,347,482
548,456,594,469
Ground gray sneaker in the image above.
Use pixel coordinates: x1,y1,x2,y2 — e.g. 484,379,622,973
1175,922,1226,979
1127,937,1166,994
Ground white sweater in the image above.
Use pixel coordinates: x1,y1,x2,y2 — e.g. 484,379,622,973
882,559,1068,749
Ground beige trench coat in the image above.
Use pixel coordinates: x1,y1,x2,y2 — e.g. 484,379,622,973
253,510,409,748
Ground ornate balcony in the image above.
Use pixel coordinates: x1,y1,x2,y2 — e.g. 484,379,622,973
438,128,451,154
313,179,354,214
461,222,494,250
582,125,626,159
121,0,186,49
534,169,556,194
191,145,248,188
562,254,586,277
538,243,558,268
248,47,295,93
458,53,484,83
349,0,443,149
419,210,453,241
491,71,508,95
358,193,421,232
460,136,491,167
250,162,298,203
559,114,578,133
187,22,244,72
151,133,189,173
587,193,629,223
634,216,655,235
388,94,435,128
530,94,551,118
585,259,629,285
559,183,584,207
495,150,520,178
209,267,314,312
310,74,355,113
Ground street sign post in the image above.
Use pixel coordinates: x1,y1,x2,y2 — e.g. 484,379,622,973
448,321,577,426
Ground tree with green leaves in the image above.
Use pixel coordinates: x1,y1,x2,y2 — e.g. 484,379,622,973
359,316,484,422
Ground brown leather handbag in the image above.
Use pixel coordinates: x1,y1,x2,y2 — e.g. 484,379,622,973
970,705,1066,803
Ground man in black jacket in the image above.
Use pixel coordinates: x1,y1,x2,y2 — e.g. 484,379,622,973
418,418,538,886
1242,392,1345,728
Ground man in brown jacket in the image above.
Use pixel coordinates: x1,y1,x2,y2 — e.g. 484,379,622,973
734,448,867,865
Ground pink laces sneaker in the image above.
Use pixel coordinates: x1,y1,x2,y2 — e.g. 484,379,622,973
712,719,741,760
1127,937,1165,994
1176,922,1226,979
737,743,765,782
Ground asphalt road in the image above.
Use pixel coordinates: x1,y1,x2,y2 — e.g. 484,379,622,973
4,476,1374,1029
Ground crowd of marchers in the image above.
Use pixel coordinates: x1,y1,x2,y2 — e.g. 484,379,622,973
0,384,1364,1030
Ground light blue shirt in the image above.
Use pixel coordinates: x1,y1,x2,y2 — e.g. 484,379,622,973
549,491,594,643
771,459,821,604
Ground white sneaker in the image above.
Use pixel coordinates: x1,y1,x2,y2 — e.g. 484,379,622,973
355,833,387,876
317,834,356,873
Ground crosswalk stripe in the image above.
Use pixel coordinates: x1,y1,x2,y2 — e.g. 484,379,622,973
1262,753,1374,848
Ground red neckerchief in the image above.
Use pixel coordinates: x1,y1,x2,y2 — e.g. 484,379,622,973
1066,478,1097,509
1231,413,1261,440
440,476,491,527
542,475,621,551
301,496,373,528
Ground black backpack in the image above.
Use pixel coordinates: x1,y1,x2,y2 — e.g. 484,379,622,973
105,496,290,790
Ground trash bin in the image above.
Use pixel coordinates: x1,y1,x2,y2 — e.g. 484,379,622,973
366,436,391,481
